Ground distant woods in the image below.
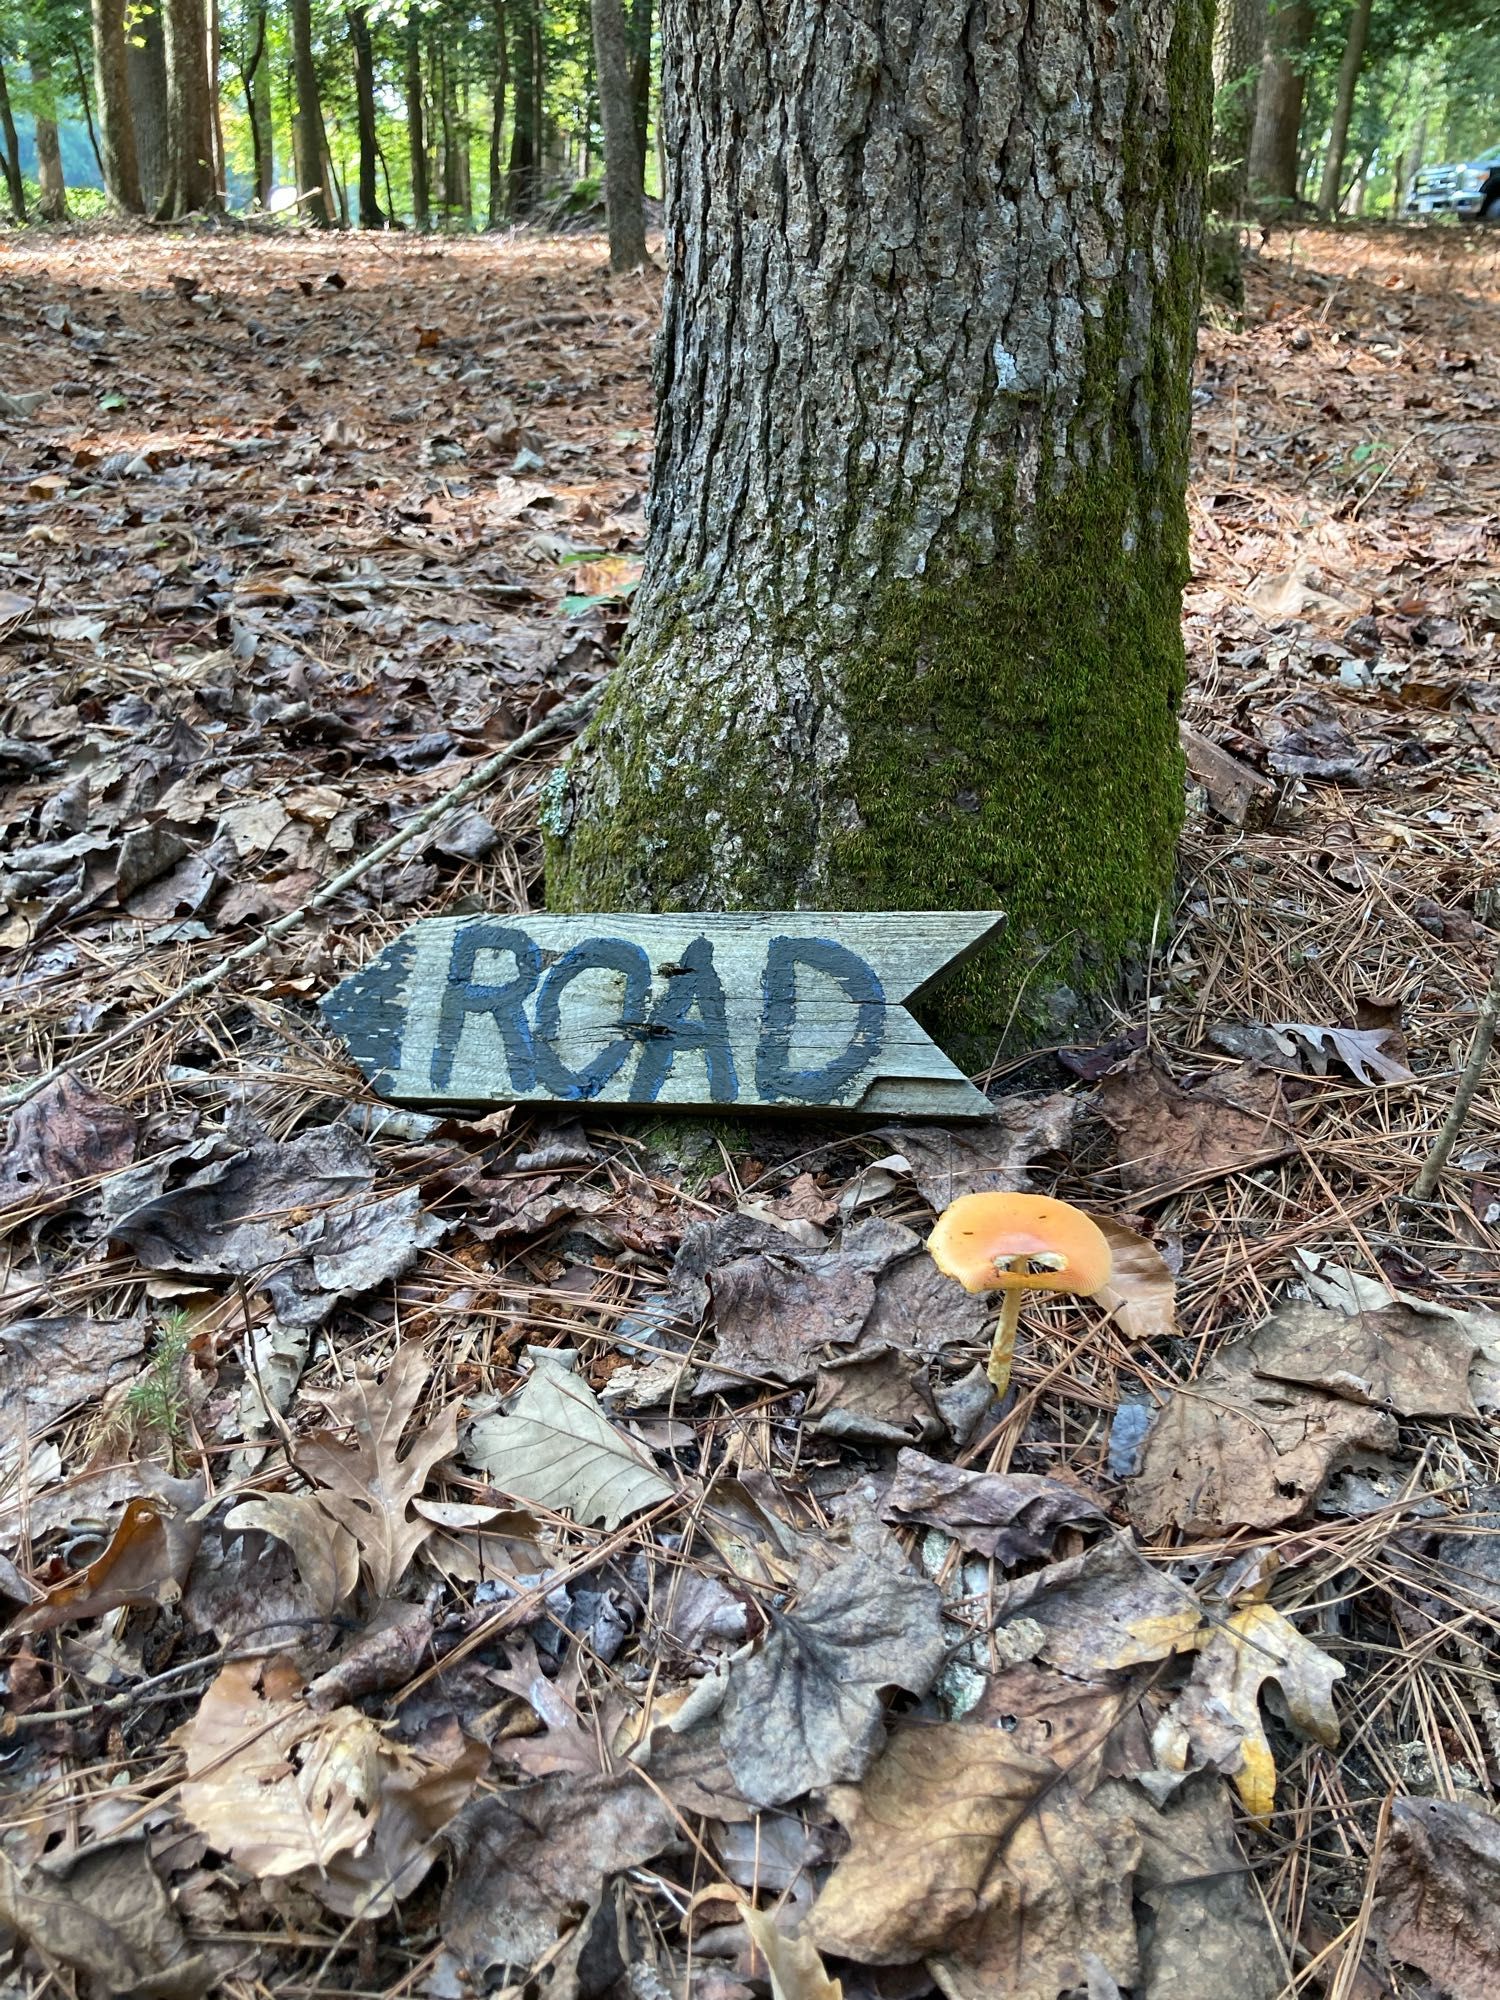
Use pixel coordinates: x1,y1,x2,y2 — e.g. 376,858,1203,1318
0,0,655,254
2,1,1499,237
1215,0,1500,221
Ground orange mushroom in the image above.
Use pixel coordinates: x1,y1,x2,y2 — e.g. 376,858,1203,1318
926,1192,1114,1395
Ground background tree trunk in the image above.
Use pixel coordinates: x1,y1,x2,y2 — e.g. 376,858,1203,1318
68,38,107,180
290,0,331,224
0,55,26,219
206,0,225,197
506,0,537,214
405,16,429,228
1210,0,1266,214
547,0,1215,1047
591,0,645,269
1317,0,1373,219
92,0,145,211
487,0,507,226
348,5,385,226
158,0,218,215
240,0,273,204
29,48,69,220
127,2,170,211
1248,0,1312,204
628,0,650,171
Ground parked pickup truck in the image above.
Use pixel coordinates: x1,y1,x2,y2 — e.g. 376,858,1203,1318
1405,146,1500,220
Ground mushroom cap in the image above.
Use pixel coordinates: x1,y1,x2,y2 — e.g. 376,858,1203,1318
926,1193,1114,1298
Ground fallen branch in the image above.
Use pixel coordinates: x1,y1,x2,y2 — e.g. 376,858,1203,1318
0,684,601,1114
1410,929,1500,1202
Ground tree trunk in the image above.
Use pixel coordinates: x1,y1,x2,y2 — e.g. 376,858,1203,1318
1317,0,1372,220
30,49,69,221
348,5,385,226
0,55,26,220
240,0,273,204
127,2,169,211
290,0,331,224
158,0,218,215
547,0,1214,1048
69,38,108,181
405,16,429,228
591,0,646,269
92,0,145,210
628,0,650,170
487,0,508,226
206,0,225,198
1209,0,1265,214
1247,0,1312,205
507,0,536,214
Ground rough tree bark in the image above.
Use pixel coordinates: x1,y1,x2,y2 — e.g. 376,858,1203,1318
487,0,507,225
0,55,25,220
158,0,218,215
348,5,385,226
92,0,145,210
591,0,646,269
405,15,430,228
290,0,331,224
29,47,68,220
1209,0,1266,213
1247,0,1312,204
546,0,1215,1046
1317,0,1373,219
127,2,170,212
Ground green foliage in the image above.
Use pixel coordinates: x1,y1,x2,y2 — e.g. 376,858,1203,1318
117,1311,195,1461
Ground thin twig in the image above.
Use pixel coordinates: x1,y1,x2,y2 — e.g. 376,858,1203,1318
1411,931,1500,1201
0,685,602,1114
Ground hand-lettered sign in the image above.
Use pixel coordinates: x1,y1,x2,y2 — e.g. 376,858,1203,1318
321,911,1004,1119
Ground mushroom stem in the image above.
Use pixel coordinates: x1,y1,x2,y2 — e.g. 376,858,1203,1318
987,1286,1024,1396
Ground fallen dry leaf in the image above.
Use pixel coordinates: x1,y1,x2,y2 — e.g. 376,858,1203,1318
1093,1216,1180,1343
741,1904,844,2000
224,1492,361,1616
880,1447,1106,1563
1151,1601,1343,1820
0,1312,145,1481
175,1656,483,1917
718,1554,945,1805
440,1772,676,1978
708,1246,876,1384
0,1071,138,1220
465,1346,675,1528
876,1095,1079,1206
995,1535,1206,1676
1128,1342,1399,1538
809,1721,1059,1962
295,1341,459,1599
1274,1022,1414,1085
810,1721,1141,1999
1095,1052,1295,1193
1249,1300,1479,1419
1133,1778,1285,2000
1374,1796,1500,2000
22,1488,204,1633
0,1840,213,2000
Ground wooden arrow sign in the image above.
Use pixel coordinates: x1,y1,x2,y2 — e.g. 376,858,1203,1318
321,911,1003,1120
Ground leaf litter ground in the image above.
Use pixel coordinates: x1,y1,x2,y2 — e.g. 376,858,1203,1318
0,221,1498,2000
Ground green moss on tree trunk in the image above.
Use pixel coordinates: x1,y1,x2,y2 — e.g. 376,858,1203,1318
545,0,1214,1054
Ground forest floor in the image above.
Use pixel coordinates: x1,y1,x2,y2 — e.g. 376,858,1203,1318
0,219,1498,2000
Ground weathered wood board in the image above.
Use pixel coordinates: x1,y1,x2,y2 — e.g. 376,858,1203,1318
322,911,1004,1119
